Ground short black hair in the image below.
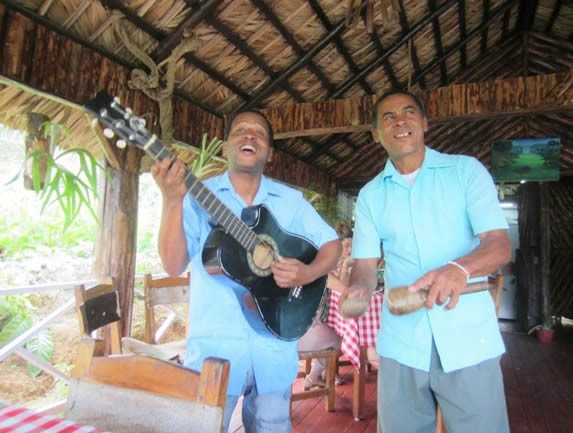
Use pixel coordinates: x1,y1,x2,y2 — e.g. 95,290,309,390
224,110,274,147
372,89,427,128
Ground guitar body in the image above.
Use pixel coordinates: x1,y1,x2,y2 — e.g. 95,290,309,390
202,204,326,341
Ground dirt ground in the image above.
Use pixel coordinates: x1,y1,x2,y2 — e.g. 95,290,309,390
0,295,186,407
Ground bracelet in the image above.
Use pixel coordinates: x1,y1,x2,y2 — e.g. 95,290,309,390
447,260,470,283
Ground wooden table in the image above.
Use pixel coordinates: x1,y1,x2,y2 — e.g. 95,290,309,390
326,289,383,420
0,404,108,433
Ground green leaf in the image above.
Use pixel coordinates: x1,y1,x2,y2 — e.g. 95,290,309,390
26,329,54,377
0,312,32,346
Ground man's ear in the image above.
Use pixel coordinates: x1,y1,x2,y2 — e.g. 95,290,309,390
371,129,381,144
221,140,229,158
423,117,429,133
267,148,274,163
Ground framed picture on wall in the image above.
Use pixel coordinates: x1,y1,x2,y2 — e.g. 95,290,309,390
491,137,560,182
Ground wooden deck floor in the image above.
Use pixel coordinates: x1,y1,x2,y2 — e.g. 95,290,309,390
289,328,573,433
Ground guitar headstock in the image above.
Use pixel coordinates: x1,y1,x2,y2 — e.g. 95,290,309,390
84,91,166,160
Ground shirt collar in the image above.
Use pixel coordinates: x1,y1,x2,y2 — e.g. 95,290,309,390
380,147,454,181
211,171,282,204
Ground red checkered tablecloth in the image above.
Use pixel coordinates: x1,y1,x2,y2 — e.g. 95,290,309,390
326,290,383,369
0,405,108,433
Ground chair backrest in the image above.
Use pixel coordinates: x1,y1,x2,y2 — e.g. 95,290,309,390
143,273,190,344
65,354,229,433
72,279,122,377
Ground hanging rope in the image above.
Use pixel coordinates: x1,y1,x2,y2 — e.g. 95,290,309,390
113,20,202,144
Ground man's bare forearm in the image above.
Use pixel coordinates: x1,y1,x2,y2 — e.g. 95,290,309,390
348,258,379,293
453,229,511,278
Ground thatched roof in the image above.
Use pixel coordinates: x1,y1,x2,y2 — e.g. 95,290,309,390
0,0,572,194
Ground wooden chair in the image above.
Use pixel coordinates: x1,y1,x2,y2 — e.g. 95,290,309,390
65,354,229,433
143,273,190,344
291,348,337,411
72,279,187,378
330,346,373,420
435,273,504,433
72,279,122,376
121,273,189,362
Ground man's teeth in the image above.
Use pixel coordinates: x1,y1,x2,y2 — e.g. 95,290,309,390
395,132,411,138
240,144,255,151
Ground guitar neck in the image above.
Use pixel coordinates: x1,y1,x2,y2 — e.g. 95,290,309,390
152,141,257,252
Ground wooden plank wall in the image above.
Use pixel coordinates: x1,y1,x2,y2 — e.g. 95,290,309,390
517,181,573,329
549,181,573,318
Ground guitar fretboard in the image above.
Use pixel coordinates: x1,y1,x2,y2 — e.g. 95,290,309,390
152,144,259,253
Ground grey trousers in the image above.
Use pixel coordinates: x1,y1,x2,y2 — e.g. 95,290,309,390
377,342,509,433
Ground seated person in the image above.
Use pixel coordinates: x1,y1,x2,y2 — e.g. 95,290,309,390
297,221,353,388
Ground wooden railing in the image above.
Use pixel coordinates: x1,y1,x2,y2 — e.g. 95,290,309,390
0,274,180,413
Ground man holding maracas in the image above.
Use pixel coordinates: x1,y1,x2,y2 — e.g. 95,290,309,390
339,89,511,433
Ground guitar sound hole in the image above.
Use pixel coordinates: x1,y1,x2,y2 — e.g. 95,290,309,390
247,234,277,277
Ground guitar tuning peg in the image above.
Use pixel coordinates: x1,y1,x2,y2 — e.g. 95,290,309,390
103,128,115,138
113,96,121,104
116,139,127,149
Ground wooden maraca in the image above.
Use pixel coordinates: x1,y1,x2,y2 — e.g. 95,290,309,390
386,279,494,315
339,295,370,319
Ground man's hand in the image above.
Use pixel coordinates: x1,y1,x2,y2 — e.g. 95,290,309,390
271,256,312,289
407,263,469,311
151,158,187,203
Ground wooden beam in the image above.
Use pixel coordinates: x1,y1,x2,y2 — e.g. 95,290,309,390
395,0,425,89
428,0,447,86
261,71,573,139
240,1,368,111
153,0,223,61
457,0,468,69
331,0,458,99
306,0,374,93
252,0,337,95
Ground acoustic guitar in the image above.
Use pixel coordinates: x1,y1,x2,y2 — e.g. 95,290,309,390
84,91,326,340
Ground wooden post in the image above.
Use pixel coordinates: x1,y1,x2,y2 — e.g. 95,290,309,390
93,145,142,337
24,112,50,190
539,182,551,323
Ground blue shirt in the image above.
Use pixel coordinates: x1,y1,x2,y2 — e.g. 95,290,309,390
181,172,338,394
353,148,508,373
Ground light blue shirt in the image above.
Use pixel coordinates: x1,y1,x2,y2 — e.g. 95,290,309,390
353,147,508,373
181,172,337,394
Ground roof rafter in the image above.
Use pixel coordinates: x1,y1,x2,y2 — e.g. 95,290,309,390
307,0,374,93
481,0,490,56
545,0,563,34
204,14,307,102
249,0,336,95
457,0,468,69
330,0,457,99
428,0,447,85
239,1,368,111
411,0,519,87
152,0,222,61
517,0,539,31
395,0,425,89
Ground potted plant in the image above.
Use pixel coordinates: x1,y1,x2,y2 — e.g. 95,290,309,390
527,316,555,344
